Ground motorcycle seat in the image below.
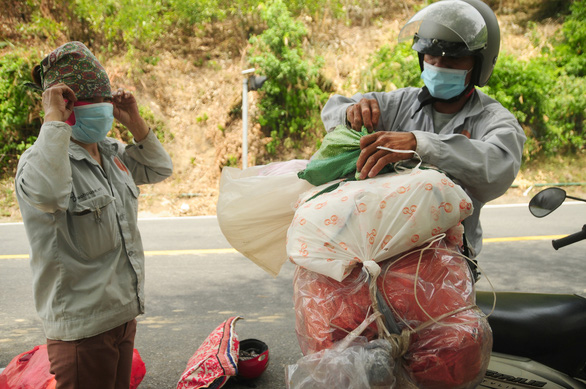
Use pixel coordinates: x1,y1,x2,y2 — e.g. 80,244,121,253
476,291,586,379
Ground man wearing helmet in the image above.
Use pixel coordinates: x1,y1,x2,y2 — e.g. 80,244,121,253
321,0,526,268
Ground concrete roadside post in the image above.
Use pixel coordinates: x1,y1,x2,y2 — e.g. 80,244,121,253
241,68,268,169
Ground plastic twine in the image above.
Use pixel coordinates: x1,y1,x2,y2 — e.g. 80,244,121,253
326,232,497,363
376,147,422,172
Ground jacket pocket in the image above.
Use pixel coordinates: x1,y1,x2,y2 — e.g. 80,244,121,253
70,194,121,259
126,180,140,204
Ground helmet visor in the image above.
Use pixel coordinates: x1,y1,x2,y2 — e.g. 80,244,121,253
398,1,488,52
412,35,475,57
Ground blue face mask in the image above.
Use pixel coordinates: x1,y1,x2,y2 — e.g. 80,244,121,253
69,103,114,144
420,62,472,100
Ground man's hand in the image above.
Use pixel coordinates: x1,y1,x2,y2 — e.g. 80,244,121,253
112,88,149,141
346,98,380,132
357,132,417,179
42,84,77,123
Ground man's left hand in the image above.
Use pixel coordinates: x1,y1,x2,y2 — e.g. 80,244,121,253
357,132,417,179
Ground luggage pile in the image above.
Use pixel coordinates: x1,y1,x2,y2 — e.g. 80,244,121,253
218,155,492,389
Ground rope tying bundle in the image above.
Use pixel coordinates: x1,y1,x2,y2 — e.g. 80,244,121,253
337,233,496,359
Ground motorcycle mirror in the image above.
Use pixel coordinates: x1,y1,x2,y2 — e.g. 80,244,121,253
529,187,567,218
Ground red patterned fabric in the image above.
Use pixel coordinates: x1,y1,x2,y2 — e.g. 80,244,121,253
177,317,241,389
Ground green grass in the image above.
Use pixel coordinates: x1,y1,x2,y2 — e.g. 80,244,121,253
519,152,586,184
514,151,586,200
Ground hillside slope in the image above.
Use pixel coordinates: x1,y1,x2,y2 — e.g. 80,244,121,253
126,7,561,218
0,1,577,221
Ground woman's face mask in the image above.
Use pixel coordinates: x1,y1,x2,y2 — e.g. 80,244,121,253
67,102,114,144
421,62,472,100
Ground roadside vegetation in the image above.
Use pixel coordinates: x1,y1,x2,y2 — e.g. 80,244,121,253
0,0,584,220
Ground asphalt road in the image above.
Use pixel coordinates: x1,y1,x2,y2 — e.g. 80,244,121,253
1,201,585,388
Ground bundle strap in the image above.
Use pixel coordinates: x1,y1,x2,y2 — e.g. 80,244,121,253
362,261,391,340
331,235,493,365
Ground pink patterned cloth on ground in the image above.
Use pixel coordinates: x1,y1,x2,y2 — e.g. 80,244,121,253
177,316,242,389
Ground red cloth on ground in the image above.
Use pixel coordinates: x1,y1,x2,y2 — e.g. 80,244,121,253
177,316,241,389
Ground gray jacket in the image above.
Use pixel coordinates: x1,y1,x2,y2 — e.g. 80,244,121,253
15,121,173,340
321,87,526,256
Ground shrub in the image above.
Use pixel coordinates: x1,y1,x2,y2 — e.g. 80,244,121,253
0,48,42,174
478,54,584,157
248,0,332,155
360,42,422,92
72,0,172,50
482,54,551,140
544,73,586,152
554,0,586,77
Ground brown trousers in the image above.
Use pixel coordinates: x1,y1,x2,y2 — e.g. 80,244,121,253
47,319,137,389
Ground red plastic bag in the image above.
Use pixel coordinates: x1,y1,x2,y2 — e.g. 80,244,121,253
293,265,379,355
293,239,492,389
377,241,492,389
130,349,147,389
0,345,146,389
0,345,55,389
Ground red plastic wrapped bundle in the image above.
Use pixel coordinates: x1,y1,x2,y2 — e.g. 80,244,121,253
293,266,378,355
293,239,492,389
377,240,492,389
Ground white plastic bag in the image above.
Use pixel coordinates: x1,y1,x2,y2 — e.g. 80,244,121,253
217,160,313,276
287,168,473,281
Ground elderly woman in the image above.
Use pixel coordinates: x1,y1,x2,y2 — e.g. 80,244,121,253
15,41,173,389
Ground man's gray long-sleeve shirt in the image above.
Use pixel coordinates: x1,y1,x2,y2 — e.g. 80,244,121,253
321,87,526,256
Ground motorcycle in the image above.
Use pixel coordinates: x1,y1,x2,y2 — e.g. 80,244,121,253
476,187,586,389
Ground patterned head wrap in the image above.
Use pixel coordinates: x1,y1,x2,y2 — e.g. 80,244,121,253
40,41,111,100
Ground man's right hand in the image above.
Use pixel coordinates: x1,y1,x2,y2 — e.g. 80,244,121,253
42,83,77,123
346,98,380,132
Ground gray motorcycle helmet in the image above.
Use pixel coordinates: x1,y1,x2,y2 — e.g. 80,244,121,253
398,0,500,87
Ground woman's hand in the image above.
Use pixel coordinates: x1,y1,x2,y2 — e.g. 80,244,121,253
357,132,417,179
112,88,149,141
42,84,77,123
